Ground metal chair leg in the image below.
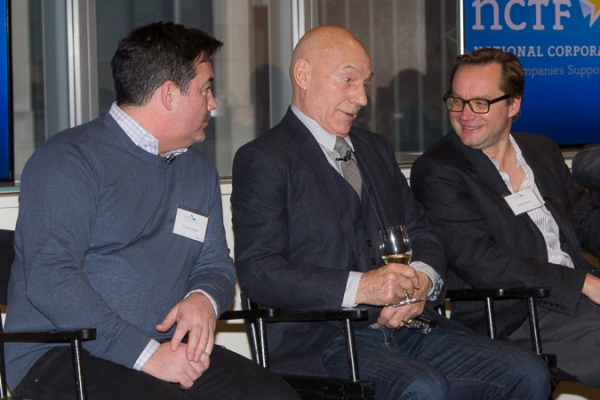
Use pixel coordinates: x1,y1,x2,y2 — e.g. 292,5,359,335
70,338,87,400
343,318,359,383
257,318,269,369
484,297,496,339
527,297,543,355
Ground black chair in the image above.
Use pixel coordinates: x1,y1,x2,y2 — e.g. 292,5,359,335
443,287,578,390
221,295,374,400
445,287,556,367
0,229,96,400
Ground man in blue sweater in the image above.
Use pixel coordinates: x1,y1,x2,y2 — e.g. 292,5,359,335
5,22,298,400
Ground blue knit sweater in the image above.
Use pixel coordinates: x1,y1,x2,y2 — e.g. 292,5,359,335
5,113,236,387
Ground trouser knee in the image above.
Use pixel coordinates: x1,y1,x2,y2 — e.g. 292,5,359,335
505,351,552,399
386,369,449,400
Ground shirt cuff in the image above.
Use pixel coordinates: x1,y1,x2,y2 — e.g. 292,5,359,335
133,339,160,371
185,289,219,316
342,271,363,307
410,261,444,301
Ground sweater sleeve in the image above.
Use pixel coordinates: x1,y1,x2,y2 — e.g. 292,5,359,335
14,138,152,369
185,166,236,316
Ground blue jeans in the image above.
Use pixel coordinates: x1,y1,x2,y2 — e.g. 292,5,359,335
321,324,551,400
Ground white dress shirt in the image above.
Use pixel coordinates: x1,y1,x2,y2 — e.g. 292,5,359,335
486,134,575,268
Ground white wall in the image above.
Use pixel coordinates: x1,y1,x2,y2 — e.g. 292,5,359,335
0,192,19,231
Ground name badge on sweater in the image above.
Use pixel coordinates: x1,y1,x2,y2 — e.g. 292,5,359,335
173,206,208,243
504,188,543,215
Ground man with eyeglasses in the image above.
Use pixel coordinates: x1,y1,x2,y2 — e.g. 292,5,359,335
411,48,600,387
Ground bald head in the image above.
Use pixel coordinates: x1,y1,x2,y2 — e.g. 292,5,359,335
290,26,368,82
290,26,372,137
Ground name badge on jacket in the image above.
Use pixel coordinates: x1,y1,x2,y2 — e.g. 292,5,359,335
504,188,544,215
173,206,208,242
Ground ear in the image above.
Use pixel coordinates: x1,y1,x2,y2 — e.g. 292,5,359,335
293,59,312,90
508,96,522,119
160,81,177,111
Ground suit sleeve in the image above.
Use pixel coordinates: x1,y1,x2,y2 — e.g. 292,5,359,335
231,144,351,310
572,143,600,192
559,146,600,263
411,153,587,317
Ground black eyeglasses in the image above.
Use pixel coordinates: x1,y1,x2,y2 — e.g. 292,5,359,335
442,93,511,114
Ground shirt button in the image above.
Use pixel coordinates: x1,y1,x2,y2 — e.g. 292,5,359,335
371,258,377,265
366,240,372,247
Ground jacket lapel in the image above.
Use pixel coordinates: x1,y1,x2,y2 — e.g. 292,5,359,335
350,131,396,230
512,133,553,201
449,132,513,207
283,111,362,261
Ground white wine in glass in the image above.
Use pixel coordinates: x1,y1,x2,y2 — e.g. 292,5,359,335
381,253,412,265
379,225,412,266
378,225,423,307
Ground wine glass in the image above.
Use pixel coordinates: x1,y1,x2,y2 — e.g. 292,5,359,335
378,225,423,307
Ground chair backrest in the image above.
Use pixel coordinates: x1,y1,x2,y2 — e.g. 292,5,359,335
0,230,15,307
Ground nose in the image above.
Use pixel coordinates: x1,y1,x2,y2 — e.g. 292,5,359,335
459,103,476,120
208,90,219,111
351,84,368,107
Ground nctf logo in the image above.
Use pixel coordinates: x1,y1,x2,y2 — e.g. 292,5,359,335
471,0,600,30
581,0,600,27
184,213,197,222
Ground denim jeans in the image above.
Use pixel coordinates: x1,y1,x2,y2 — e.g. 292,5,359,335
321,324,551,400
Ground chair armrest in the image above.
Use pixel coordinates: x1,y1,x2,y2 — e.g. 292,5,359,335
219,308,280,320
446,287,551,355
0,328,96,400
273,308,368,323
0,328,96,343
447,287,550,301
272,308,368,383
220,307,367,323
232,301,369,382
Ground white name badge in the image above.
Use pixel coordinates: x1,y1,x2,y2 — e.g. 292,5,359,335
504,188,544,215
173,207,209,243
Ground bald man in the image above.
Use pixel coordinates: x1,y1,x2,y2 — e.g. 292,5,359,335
231,26,550,399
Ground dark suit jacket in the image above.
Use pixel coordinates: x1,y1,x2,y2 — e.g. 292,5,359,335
231,109,447,376
411,131,600,335
573,143,600,205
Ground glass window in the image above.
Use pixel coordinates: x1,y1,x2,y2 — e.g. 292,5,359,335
11,0,70,181
96,0,294,176
96,0,457,174
11,0,457,180
306,0,457,154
